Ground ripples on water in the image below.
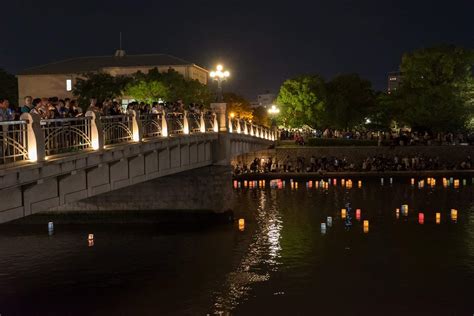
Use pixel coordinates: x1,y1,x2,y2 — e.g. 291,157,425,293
0,175,472,315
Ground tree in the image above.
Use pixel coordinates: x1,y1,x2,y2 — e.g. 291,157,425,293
132,68,212,105
123,80,169,104
276,75,326,128
0,68,18,106
394,45,474,132
324,74,376,130
223,92,254,121
252,106,271,127
73,72,131,108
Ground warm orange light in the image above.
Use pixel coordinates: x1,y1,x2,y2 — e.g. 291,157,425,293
341,208,347,219
436,212,441,224
238,218,245,231
88,233,94,241
358,180,362,188
411,178,415,185
356,209,361,221
451,209,458,221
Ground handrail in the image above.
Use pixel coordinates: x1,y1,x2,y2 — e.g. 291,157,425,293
1,111,273,165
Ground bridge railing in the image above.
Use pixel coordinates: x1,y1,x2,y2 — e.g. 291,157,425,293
0,110,274,166
140,113,163,138
100,114,134,146
41,117,93,156
0,120,29,164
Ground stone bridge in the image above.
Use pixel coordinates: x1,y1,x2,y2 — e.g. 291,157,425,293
0,103,274,223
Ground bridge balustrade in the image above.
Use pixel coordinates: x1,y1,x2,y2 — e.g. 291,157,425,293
0,110,273,166
0,120,29,164
100,114,134,146
41,117,93,156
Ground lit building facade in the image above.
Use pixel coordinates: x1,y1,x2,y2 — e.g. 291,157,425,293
17,51,209,101
387,71,402,94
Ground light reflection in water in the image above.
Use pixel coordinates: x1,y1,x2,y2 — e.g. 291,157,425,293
212,189,282,314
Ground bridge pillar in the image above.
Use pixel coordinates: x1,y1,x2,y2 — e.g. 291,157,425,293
210,103,231,165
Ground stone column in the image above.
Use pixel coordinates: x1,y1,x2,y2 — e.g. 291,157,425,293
20,112,45,162
129,110,142,142
210,103,231,165
211,103,228,132
85,111,104,150
161,110,168,137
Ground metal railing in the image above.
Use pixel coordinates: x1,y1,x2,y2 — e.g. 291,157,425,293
167,112,184,135
187,113,203,133
101,114,134,146
0,120,28,164
205,113,218,132
140,113,163,138
0,111,274,165
41,117,92,156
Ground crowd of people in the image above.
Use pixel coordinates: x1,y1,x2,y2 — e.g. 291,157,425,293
233,154,473,174
0,96,208,122
280,128,473,146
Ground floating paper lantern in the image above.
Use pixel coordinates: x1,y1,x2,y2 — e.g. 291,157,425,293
341,208,347,219
454,179,460,188
321,223,327,231
436,212,441,224
389,177,393,184
356,209,361,221
418,213,424,224
244,180,248,187
462,179,467,186
396,208,400,219
363,226,369,233
411,178,415,185
233,180,238,189
341,179,345,186
380,178,384,185
358,180,362,188
451,209,458,221
327,216,333,227
295,182,298,189
333,179,337,185
239,218,245,231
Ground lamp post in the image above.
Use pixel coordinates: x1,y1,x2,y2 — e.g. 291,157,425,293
210,64,230,102
268,104,280,141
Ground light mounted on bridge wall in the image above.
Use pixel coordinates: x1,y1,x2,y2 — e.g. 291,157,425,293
267,105,280,115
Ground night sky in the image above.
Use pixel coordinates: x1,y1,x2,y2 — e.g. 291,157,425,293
1,0,473,99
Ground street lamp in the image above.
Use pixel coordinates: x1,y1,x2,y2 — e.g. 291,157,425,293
210,64,230,102
267,105,280,115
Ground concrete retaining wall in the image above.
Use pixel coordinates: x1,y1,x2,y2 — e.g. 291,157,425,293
233,146,473,167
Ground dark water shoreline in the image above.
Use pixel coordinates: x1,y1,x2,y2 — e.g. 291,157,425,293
234,169,474,180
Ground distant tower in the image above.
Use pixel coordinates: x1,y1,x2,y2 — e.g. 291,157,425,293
387,71,402,94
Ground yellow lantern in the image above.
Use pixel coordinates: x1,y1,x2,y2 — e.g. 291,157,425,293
451,209,458,221
341,208,347,219
341,179,345,186
363,226,369,233
358,180,362,188
238,218,245,231
436,212,441,224
454,179,460,188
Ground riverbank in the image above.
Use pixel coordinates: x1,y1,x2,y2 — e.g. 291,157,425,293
233,169,474,180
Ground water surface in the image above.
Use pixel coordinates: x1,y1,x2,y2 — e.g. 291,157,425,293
0,175,472,315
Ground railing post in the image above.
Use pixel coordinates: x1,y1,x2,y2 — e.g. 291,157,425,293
20,113,45,162
243,121,248,135
200,113,206,133
236,119,241,134
228,116,233,133
129,110,142,142
85,111,104,150
211,103,227,132
161,110,168,137
183,111,190,134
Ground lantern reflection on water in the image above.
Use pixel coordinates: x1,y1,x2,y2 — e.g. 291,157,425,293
238,218,245,231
